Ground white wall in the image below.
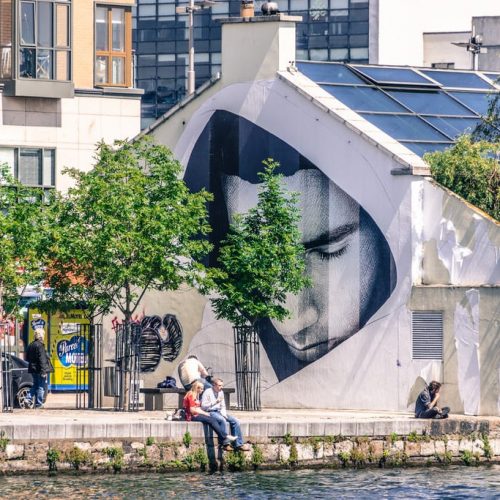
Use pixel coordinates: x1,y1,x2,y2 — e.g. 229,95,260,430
0,93,141,192
423,32,472,70
371,0,500,66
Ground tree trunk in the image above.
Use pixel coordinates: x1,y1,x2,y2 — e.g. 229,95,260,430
233,325,261,411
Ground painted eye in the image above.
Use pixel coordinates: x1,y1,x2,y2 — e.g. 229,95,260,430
307,242,350,261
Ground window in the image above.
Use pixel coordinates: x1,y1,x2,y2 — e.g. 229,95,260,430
411,311,443,360
0,0,12,79
18,0,71,80
0,147,55,191
95,5,132,86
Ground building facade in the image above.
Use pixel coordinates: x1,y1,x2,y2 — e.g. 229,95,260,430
130,15,500,415
0,0,142,193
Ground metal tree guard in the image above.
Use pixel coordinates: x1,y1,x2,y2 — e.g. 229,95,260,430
114,322,141,411
75,323,103,410
0,322,14,412
233,325,261,411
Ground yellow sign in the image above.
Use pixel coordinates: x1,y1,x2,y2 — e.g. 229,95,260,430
28,309,90,390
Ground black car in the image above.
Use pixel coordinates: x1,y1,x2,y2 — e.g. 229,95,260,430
1,352,47,408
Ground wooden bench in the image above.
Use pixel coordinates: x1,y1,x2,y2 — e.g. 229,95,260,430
140,387,235,411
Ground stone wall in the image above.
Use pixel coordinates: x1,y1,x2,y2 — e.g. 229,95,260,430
0,419,498,473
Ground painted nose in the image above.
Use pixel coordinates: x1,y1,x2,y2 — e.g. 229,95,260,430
270,292,319,337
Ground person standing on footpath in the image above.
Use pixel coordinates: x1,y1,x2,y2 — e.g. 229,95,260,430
26,328,51,408
201,377,251,451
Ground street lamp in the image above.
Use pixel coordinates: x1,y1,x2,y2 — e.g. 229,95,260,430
176,0,216,96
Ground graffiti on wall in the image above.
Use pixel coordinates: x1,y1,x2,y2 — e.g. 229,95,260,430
112,313,183,373
183,110,397,381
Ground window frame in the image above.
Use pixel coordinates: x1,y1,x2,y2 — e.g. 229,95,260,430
95,4,132,87
17,0,72,82
0,146,56,191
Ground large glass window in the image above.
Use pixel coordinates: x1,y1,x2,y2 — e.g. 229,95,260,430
0,147,55,190
95,5,132,86
18,0,71,81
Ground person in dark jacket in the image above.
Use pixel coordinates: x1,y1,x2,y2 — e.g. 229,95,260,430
26,328,51,408
415,381,450,419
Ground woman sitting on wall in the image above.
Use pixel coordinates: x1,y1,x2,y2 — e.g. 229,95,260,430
183,381,237,446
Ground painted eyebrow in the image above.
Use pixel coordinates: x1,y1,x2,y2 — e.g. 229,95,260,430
303,223,359,250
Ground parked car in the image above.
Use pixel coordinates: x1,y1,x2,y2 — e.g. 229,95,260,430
1,352,47,409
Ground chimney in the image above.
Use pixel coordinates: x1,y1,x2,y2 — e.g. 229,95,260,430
240,0,254,18
220,13,302,86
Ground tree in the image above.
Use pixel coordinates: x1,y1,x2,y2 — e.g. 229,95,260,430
0,165,48,320
211,159,310,410
44,137,213,324
424,135,499,221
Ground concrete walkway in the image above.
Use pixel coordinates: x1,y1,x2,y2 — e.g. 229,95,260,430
1,405,498,442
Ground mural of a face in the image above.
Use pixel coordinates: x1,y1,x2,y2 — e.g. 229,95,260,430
184,111,397,381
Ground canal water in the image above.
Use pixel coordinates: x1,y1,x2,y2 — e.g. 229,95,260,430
1,466,498,499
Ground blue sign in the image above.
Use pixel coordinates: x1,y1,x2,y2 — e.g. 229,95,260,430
56,336,88,367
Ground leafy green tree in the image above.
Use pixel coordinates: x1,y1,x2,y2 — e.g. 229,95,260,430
211,159,310,328
211,159,310,410
0,165,48,319
424,135,499,221
44,137,213,323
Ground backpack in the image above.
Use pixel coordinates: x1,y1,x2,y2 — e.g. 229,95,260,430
157,376,177,389
171,408,186,421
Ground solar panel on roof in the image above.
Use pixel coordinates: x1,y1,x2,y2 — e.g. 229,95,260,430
360,114,449,141
485,73,500,83
420,70,493,90
448,91,493,116
321,85,407,112
424,116,481,140
401,142,452,157
351,65,435,86
386,89,476,116
297,61,366,85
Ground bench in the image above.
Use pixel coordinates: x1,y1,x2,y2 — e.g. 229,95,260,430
140,387,235,411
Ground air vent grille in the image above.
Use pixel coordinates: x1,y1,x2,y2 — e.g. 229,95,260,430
412,311,443,360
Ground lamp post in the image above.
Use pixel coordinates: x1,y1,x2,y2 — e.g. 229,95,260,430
176,0,215,96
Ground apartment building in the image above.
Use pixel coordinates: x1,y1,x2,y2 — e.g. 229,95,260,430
0,0,142,193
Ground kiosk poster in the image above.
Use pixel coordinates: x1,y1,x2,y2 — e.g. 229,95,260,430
28,309,90,390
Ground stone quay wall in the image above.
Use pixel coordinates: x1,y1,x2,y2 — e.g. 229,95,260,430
0,418,499,473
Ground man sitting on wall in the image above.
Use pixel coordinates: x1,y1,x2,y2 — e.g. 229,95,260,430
415,381,450,419
201,377,251,451
178,354,212,391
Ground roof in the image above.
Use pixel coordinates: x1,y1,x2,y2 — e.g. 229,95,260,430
295,61,500,159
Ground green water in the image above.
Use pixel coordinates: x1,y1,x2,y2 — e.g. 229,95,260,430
1,466,498,499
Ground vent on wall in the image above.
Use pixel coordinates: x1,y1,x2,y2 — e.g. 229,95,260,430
412,311,443,360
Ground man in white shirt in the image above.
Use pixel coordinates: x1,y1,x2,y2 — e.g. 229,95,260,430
201,377,250,451
178,354,212,390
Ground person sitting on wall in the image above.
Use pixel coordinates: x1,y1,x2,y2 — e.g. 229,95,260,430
178,354,212,390
415,381,450,419
25,328,52,409
183,380,237,447
201,377,251,451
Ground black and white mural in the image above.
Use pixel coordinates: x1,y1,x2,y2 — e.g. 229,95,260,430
170,80,405,408
183,109,397,381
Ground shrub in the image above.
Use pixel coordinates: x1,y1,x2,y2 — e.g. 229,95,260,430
183,431,192,448
65,447,92,470
46,448,61,472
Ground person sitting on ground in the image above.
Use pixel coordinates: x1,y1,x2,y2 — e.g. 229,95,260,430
415,381,450,419
178,354,211,390
201,377,251,451
183,380,237,447
25,328,51,409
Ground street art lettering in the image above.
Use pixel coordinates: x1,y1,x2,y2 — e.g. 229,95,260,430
184,110,397,381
